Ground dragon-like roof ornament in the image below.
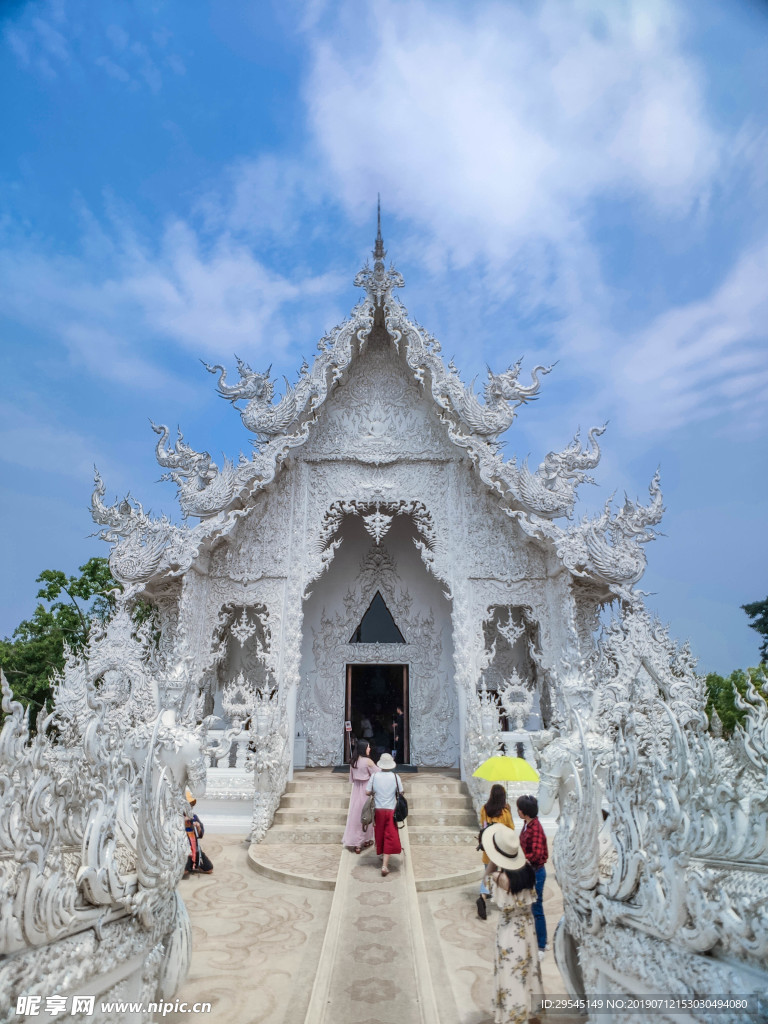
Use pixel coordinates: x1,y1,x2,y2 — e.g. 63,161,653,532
91,211,662,599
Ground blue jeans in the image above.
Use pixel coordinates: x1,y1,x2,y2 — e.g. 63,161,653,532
532,865,547,949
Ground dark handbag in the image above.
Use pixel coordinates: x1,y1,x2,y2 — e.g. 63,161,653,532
393,775,408,825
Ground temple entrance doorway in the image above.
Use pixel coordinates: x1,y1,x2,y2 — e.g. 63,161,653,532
345,663,409,764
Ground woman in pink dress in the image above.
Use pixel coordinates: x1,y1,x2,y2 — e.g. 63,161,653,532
342,739,380,853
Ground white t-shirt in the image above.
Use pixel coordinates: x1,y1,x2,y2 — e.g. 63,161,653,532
370,771,403,810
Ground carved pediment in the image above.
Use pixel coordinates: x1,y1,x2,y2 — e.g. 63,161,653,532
301,340,457,464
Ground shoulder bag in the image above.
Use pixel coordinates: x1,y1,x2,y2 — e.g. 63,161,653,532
393,775,408,826
361,790,376,829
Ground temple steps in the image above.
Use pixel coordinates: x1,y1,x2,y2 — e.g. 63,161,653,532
280,791,472,810
271,806,477,827
272,768,478,830
251,768,481,889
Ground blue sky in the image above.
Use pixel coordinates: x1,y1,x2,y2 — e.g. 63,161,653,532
1,0,766,673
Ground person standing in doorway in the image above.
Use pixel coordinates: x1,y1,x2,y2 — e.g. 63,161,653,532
392,705,405,763
367,752,404,876
516,794,548,959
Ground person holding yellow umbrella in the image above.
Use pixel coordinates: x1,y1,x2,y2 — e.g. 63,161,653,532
473,755,539,921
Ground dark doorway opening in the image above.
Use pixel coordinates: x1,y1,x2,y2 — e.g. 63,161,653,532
345,663,409,764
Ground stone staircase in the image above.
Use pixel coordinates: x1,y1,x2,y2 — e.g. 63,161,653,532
250,768,481,890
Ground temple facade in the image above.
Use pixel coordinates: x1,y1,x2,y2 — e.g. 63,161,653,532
4,222,766,1018
91,220,662,834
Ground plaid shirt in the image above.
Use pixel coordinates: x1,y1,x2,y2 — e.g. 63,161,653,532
520,817,548,868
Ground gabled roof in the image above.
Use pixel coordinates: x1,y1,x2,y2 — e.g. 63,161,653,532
151,226,599,519
92,220,664,602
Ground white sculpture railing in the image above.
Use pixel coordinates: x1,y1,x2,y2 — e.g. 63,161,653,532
537,605,768,1021
0,604,208,1019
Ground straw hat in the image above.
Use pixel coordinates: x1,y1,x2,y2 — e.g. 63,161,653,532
481,823,527,870
377,753,397,770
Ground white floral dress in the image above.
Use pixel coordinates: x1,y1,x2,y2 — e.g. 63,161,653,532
491,881,544,1023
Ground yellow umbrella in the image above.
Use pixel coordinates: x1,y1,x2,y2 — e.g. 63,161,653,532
472,755,539,782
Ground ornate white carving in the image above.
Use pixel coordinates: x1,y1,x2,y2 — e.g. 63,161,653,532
508,424,606,520
246,683,289,843
0,599,208,1015
91,228,625,603
361,505,394,544
229,607,258,647
151,421,239,519
536,604,768,1011
434,357,554,439
498,669,535,731
15,226,755,1016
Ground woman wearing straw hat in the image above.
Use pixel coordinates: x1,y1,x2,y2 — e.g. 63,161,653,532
366,752,404,877
477,783,515,917
480,823,543,1023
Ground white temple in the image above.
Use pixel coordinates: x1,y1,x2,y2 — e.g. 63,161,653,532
89,214,664,837
2,218,766,1022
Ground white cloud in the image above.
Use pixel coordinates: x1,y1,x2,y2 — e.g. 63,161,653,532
298,0,768,440
95,54,131,83
3,0,183,91
195,155,318,241
304,0,721,259
613,241,768,433
118,220,341,354
0,213,344,393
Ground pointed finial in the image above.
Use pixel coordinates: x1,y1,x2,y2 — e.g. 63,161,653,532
373,193,385,260
354,195,404,301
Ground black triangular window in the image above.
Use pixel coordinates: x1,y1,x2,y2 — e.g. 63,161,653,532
349,591,405,644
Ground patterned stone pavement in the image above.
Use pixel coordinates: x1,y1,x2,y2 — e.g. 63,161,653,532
164,836,333,1024
167,834,585,1024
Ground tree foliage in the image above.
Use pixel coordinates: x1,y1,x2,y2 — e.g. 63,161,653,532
742,596,768,663
0,557,119,714
704,666,767,738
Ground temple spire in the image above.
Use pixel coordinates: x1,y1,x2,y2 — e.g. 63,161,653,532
354,195,404,304
373,193,385,261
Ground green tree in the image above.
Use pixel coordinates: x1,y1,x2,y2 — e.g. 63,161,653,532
742,596,768,662
0,557,120,715
705,666,766,738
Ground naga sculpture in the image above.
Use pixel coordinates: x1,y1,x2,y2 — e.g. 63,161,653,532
0,601,208,1019
535,606,768,1021
151,422,238,519
433,358,554,440
525,468,666,600
203,358,323,440
91,469,178,591
582,469,664,591
512,424,607,519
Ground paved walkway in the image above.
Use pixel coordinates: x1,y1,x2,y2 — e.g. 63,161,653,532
304,825,438,1024
167,832,581,1024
